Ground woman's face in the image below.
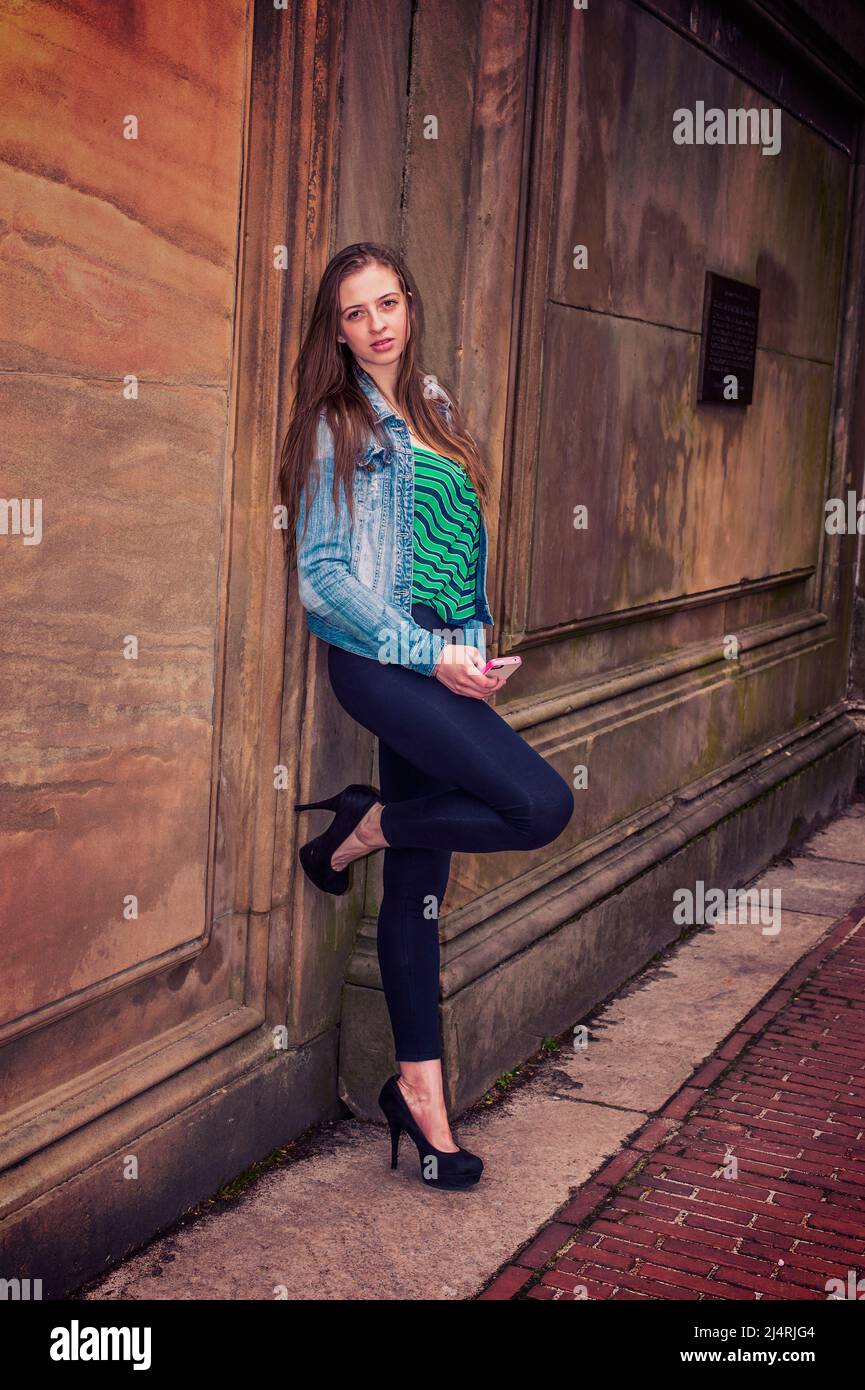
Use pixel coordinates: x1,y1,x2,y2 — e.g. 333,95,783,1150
337,262,410,374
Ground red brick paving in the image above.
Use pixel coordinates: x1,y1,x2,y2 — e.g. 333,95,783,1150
479,895,865,1301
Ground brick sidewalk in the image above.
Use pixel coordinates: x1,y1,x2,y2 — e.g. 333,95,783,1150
479,897,865,1301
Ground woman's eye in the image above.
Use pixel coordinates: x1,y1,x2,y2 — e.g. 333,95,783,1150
347,298,398,320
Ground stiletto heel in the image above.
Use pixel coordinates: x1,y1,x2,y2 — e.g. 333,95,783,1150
294,794,341,813
387,1117,401,1169
378,1074,484,1190
293,781,382,896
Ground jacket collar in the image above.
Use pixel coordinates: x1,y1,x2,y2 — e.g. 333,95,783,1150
352,360,402,424
352,357,451,426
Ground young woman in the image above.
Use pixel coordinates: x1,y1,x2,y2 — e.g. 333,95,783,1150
279,243,574,1190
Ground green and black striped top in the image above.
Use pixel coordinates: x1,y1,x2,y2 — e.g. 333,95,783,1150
411,441,481,624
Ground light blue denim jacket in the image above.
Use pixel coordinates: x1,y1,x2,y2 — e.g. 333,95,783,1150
295,364,494,676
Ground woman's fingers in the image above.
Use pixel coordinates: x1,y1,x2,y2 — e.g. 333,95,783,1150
432,643,508,697
463,671,505,698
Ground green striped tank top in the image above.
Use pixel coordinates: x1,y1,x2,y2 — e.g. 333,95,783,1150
411,441,482,624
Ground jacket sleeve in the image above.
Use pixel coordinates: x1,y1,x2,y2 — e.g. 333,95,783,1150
295,414,450,677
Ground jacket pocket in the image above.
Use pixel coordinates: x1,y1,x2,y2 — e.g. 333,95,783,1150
350,467,385,587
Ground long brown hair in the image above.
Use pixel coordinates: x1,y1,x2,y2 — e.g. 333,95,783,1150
277,242,491,572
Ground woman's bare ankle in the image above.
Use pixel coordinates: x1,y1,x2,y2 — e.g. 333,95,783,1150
357,801,387,848
398,1073,434,1105
397,1076,457,1149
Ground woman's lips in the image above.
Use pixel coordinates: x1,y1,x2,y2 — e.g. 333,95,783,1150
371,338,394,351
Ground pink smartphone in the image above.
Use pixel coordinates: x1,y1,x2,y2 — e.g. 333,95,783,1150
481,655,522,680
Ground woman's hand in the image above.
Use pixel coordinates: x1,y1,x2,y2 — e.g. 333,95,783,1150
433,644,507,699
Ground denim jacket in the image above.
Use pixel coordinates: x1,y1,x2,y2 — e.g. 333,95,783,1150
295,363,494,676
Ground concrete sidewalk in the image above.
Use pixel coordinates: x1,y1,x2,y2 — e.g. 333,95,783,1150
482,870,865,1298
76,804,865,1301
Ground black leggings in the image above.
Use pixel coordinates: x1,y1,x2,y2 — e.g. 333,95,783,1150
326,602,574,1062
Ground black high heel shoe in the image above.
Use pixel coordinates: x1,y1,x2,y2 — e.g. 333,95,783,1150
293,782,382,895
378,1074,484,1190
